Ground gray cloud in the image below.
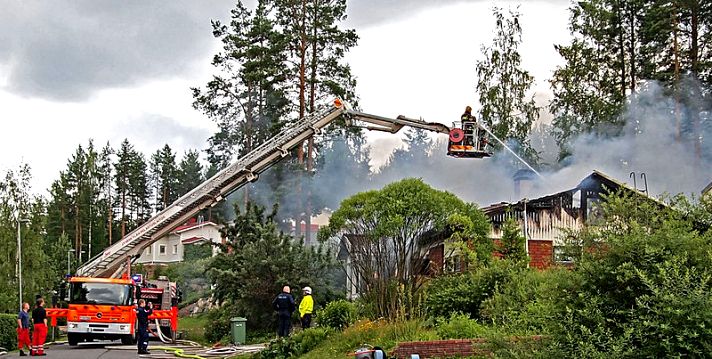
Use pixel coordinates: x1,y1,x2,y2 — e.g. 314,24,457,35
345,0,570,27
0,0,234,101
117,114,212,154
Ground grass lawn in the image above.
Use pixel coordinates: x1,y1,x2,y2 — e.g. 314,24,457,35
179,315,208,344
298,320,438,359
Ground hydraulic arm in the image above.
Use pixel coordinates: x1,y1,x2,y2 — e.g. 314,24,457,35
78,100,450,278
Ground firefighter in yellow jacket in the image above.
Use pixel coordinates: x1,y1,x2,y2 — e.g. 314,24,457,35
299,287,314,329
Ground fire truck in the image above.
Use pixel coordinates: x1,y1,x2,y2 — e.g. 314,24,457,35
48,99,503,347
47,276,179,346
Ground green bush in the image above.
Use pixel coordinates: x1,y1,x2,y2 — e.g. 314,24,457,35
254,327,332,359
204,306,233,344
424,260,520,320
319,300,356,330
480,268,577,335
542,194,712,357
0,314,16,350
435,313,491,339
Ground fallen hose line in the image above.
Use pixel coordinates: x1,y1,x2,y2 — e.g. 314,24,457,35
151,346,207,359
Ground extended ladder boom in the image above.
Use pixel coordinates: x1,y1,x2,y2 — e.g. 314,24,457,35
78,101,450,278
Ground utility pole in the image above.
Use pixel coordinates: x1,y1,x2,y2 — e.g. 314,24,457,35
17,218,30,310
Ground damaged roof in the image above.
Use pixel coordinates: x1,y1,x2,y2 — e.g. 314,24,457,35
482,170,665,215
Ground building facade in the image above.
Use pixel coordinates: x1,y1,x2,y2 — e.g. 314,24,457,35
136,217,222,265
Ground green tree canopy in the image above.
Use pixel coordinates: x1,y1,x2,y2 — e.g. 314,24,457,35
319,178,490,319
207,202,337,331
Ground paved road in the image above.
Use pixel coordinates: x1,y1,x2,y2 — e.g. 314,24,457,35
8,341,147,359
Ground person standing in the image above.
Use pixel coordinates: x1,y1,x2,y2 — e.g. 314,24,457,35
17,303,31,356
272,286,295,337
299,287,313,329
136,300,153,354
30,299,47,356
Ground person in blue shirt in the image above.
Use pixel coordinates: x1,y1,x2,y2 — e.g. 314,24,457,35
272,286,295,337
136,299,153,354
16,303,30,356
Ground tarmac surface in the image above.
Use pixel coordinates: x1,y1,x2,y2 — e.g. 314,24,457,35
4,340,266,359
8,341,145,359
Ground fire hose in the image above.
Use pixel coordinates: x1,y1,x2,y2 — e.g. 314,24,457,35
0,346,7,356
152,319,172,344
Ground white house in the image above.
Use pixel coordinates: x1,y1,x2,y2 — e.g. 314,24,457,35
136,217,223,265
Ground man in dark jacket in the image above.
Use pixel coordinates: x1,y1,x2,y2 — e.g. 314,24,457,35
136,299,153,354
17,303,30,356
272,286,295,337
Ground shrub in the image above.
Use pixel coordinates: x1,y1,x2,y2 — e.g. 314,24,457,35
254,327,332,359
204,306,233,344
435,313,491,339
319,300,356,330
424,260,520,319
480,268,577,335
0,314,16,350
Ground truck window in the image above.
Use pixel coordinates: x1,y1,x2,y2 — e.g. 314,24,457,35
70,282,133,306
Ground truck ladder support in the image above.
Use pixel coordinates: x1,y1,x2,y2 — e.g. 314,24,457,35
78,101,450,278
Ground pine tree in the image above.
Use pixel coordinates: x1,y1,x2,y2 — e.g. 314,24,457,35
150,144,180,212
274,0,359,238
177,150,205,197
97,143,115,246
476,7,539,159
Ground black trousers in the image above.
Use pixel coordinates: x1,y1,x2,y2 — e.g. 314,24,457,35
277,314,291,337
137,327,149,352
300,314,312,329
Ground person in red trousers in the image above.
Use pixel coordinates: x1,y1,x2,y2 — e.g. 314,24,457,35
17,303,31,356
31,299,47,356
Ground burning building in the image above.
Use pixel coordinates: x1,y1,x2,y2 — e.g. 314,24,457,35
478,170,664,269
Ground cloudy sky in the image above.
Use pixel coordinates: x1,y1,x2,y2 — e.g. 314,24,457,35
0,0,571,195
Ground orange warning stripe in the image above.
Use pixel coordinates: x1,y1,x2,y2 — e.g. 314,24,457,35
449,145,475,150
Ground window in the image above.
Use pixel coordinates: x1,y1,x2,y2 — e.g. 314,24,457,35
172,244,178,255
147,246,152,255
69,283,133,306
554,246,577,264
159,245,167,255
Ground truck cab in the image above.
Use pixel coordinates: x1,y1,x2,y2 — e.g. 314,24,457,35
66,277,137,345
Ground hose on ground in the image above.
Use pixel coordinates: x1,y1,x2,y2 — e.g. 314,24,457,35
151,346,206,359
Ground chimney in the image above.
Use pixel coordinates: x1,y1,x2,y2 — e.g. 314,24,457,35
513,169,536,199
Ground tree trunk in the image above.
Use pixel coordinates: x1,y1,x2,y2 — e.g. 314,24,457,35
121,188,126,239
616,0,626,97
107,202,112,245
673,7,681,142
690,4,701,159
628,3,636,93
295,0,308,237
305,0,319,244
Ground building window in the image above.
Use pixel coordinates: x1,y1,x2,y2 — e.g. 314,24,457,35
554,246,577,264
147,246,152,255
159,245,167,255
172,244,178,255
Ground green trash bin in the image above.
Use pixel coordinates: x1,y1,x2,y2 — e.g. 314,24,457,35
230,317,247,345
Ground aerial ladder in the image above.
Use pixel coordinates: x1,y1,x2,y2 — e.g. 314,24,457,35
77,99,451,278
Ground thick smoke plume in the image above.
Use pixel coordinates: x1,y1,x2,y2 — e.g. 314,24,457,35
311,81,711,209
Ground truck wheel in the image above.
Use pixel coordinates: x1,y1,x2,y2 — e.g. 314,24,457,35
67,333,79,346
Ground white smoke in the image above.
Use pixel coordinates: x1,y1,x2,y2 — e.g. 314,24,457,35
341,80,711,207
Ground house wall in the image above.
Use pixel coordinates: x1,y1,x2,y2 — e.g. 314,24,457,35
136,223,223,264
136,234,183,264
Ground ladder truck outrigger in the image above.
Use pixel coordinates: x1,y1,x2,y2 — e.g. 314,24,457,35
47,99,504,346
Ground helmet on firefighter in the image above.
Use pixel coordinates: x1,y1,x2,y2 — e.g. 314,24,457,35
465,105,472,114
303,286,312,295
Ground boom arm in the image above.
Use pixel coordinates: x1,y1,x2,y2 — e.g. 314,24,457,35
78,101,450,278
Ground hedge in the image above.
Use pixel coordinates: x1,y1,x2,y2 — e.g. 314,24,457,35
0,314,17,350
